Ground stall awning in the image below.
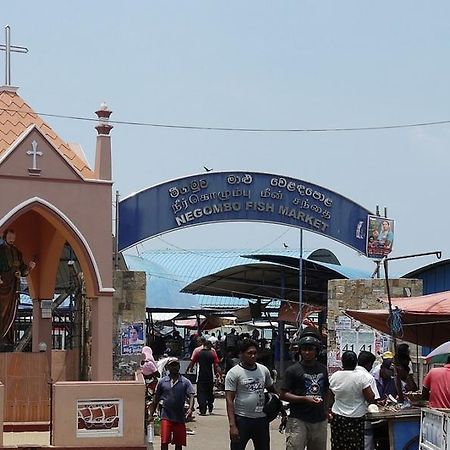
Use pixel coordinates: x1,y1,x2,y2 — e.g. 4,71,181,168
345,290,450,348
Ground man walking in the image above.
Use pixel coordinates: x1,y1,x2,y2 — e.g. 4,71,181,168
149,357,195,450
187,339,222,415
280,334,329,450
225,338,276,450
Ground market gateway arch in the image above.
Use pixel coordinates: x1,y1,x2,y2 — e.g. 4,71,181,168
118,171,372,253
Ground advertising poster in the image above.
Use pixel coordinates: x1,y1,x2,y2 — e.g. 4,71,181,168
367,215,395,259
120,322,145,355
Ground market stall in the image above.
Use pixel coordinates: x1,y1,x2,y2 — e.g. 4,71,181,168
345,290,450,348
367,407,422,450
344,290,450,450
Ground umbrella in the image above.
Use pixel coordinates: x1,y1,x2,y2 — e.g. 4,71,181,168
345,290,450,348
425,341,450,364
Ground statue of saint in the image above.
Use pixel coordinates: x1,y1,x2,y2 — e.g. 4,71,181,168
0,229,36,349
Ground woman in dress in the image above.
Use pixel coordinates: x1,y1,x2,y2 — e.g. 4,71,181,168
329,351,375,450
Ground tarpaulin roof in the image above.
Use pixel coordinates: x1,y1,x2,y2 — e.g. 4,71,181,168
345,290,450,348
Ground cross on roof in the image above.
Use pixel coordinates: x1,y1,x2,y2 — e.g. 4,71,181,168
0,25,28,86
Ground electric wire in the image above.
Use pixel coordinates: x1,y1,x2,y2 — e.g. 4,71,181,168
155,228,293,259
1,106,450,133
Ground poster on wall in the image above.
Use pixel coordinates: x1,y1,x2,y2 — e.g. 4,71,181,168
330,315,391,373
77,399,123,438
339,329,376,354
366,215,395,259
120,322,145,355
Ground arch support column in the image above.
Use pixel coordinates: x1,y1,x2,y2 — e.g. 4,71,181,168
32,298,52,366
90,295,113,380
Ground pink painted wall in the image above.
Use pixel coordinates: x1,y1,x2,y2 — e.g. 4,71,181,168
52,381,145,448
0,129,113,298
0,125,114,379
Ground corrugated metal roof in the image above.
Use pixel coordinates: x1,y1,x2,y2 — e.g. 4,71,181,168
403,258,450,295
124,249,372,310
124,255,201,310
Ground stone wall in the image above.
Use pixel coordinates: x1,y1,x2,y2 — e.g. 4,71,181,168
327,278,423,371
113,271,146,380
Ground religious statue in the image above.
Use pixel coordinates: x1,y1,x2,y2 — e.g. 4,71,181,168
0,229,36,350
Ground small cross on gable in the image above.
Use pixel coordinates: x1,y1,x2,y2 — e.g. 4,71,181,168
0,25,28,86
27,140,43,176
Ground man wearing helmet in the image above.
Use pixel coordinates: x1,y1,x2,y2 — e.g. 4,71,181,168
280,332,329,450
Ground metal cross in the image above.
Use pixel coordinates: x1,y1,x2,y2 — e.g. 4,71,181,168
27,140,43,170
0,25,28,86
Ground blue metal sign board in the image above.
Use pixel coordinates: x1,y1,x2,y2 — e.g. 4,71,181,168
118,171,373,253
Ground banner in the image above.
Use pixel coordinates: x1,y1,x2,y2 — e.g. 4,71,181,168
119,171,373,253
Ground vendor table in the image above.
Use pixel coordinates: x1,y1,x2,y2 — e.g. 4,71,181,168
366,408,422,450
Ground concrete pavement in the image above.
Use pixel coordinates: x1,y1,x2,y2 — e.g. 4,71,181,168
149,397,286,449
3,398,331,449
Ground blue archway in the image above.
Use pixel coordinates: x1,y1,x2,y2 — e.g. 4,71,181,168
118,171,372,254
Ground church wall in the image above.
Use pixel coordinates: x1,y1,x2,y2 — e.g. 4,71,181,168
0,352,50,422
51,349,80,381
0,177,113,296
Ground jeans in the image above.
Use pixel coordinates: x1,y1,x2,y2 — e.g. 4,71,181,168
197,381,214,414
230,415,270,450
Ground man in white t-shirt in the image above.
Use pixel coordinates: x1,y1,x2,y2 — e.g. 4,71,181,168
225,338,276,450
208,332,218,346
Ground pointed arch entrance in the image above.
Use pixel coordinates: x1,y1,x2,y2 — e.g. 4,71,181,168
0,197,110,378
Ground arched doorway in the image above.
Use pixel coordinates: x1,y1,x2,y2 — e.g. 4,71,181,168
0,198,104,372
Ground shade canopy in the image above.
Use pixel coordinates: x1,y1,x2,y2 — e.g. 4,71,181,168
181,257,368,306
425,340,450,363
345,290,450,348
182,262,310,303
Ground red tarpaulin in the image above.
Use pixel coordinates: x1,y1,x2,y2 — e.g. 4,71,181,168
278,301,323,323
345,291,450,348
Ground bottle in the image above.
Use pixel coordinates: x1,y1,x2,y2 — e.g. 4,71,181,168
146,423,154,443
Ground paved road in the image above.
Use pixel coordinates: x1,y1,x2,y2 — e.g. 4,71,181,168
3,398,331,449
149,397,286,449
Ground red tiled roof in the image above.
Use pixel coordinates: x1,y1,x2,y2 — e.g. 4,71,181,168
0,88,95,178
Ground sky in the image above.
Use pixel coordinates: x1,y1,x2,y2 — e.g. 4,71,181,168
4,1,450,277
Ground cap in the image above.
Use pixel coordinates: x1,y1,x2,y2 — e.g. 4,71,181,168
381,359,394,371
166,357,179,366
382,351,394,360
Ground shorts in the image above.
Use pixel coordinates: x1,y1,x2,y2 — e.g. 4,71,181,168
160,418,187,446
